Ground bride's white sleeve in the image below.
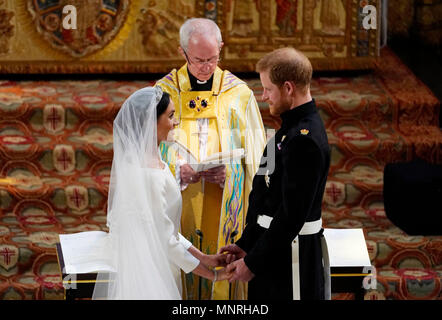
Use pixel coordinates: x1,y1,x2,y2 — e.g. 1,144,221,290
178,233,193,249
144,169,199,274
161,215,200,273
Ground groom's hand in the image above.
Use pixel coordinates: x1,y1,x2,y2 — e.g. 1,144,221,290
219,244,246,264
226,258,255,283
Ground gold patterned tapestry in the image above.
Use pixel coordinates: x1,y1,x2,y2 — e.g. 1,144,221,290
0,0,381,73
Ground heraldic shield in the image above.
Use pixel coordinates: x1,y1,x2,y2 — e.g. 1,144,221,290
27,0,130,58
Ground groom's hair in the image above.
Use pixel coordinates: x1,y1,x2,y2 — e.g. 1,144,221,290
156,91,170,119
256,47,312,95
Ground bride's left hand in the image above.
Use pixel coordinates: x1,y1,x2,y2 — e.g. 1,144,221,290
203,253,228,268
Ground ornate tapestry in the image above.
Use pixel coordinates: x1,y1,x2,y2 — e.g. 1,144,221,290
0,0,381,73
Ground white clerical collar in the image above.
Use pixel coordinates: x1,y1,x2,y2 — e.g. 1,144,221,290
196,79,207,84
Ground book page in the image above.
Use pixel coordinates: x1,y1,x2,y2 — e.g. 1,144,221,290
164,141,244,172
59,231,115,274
195,148,245,172
203,148,245,163
323,228,371,267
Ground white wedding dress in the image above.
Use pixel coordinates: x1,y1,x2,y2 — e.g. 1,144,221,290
154,161,200,295
92,87,199,300
93,161,200,300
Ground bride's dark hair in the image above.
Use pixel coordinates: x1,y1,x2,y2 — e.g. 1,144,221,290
156,91,171,119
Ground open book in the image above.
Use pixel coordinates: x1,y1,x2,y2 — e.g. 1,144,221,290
59,231,114,274
164,140,245,172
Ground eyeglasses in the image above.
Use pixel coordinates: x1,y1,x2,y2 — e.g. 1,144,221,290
183,49,220,67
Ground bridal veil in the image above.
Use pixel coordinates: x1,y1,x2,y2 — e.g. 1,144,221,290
92,87,181,299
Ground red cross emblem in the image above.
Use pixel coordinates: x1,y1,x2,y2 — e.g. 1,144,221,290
57,149,71,171
0,245,18,270
54,145,75,172
46,106,61,131
69,188,85,209
325,182,345,205
66,186,88,211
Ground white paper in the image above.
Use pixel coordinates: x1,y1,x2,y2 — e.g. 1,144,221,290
164,140,245,172
59,231,115,274
191,148,245,172
323,228,371,267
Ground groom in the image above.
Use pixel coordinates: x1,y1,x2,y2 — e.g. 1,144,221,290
220,47,331,300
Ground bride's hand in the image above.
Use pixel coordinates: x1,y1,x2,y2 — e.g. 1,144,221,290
203,253,228,268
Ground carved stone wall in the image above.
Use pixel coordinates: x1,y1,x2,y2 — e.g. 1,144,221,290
0,0,381,73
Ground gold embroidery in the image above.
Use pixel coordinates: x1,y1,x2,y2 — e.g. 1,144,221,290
180,91,217,119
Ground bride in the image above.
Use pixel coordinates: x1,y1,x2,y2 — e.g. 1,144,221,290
93,87,229,299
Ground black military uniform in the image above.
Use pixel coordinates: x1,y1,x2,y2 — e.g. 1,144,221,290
235,99,330,300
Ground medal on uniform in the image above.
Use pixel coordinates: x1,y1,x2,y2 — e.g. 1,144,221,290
300,129,309,135
277,135,286,150
265,169,270,188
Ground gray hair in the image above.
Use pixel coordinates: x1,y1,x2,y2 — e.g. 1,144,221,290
179,18,223,51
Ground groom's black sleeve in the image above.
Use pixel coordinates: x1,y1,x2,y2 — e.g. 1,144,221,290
237,136,325,275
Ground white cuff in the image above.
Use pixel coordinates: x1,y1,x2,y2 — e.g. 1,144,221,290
178,233,200,273
178,233,193,250
175,158,189,191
